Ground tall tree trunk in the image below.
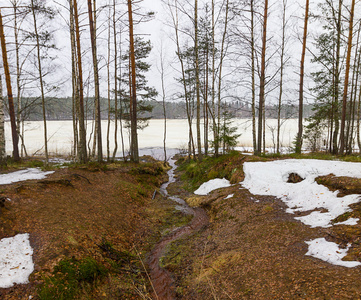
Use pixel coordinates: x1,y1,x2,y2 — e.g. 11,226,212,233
106,4,111,161
277,0,287,154
250,0,257,153
167,0,195,159
211,0,218,156
194,0,202,160
0,9,19,161
332,0,343,154
31,0,48,163
0,75,5,161
159,45,167,162
13,1,22,157
127,0,139,163
112,0,118,160
204,43,209,156
295,0,309,154
217,0,230,156
118,35,126,161
69,0,78,158
347,23,361,154
87,0,102,162
73,0,87,163
257,0,268,155
340,0,355,155
357,69,361,153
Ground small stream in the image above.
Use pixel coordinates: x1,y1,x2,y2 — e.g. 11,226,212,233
148,158,209,300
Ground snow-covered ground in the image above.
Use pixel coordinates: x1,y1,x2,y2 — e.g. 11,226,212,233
241,159,361,268
193,159,361,268
0,234,34,288
305,238,361,268
194,178,231,195
0,168,54,185
241,159,361,228
0,168,53,289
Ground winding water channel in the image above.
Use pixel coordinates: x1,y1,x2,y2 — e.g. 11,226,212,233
148,158,209,300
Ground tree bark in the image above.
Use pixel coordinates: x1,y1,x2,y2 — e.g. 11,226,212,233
167,0,195,159
217,0,229,157
69,0,78,158
340,0,355,155
73,0,87,163
295,0,309,154
332,0,343,154
12,1,23,157
31,0,48,163
87,0,102,162
112,0,118,160
250,0,257,153
0,9,19,161
127,0,139,163
159,45,167,162
211,0,218,156
194,0,202,161
277,0,287,154
0,75,5,160
257,0,268,155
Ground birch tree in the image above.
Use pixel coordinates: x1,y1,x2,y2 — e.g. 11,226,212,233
256,0,268,155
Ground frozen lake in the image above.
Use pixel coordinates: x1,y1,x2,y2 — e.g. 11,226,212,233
4,118,300,157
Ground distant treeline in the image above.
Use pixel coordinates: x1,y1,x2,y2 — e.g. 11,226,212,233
7,97,315,121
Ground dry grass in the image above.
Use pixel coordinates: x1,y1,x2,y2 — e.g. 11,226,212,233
161,155,361,299
0,162,173,299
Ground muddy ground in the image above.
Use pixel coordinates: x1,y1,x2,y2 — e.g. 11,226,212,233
1,156,361,299
162,159,361,299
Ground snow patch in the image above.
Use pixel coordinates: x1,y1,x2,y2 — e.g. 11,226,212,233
0,234,34,288
305,238,361,268
194,178,231,195
0,168,54,185
334,218,359,226
225,194,234,199
242,159,361,228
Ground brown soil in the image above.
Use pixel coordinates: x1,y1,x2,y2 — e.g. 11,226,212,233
2,157,361,299
316,174,361,197
160,161,361,299
0,162,174,299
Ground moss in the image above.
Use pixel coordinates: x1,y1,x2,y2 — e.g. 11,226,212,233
38,257,107,300
178,152,246,192
331,211,352,224
129,162,165,176
263,205,274,212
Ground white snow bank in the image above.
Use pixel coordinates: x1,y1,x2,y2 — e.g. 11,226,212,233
335,218,359,226
242,159,361,228
0,168,54,185
194,178,231,195
0,233,34,288
306,238,361,268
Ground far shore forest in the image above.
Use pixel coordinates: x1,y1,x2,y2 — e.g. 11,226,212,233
0,0,361,163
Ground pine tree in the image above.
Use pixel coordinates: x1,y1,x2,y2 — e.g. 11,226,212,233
119,37,157,133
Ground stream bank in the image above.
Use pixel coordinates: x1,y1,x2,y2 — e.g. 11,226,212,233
148,158,209,300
